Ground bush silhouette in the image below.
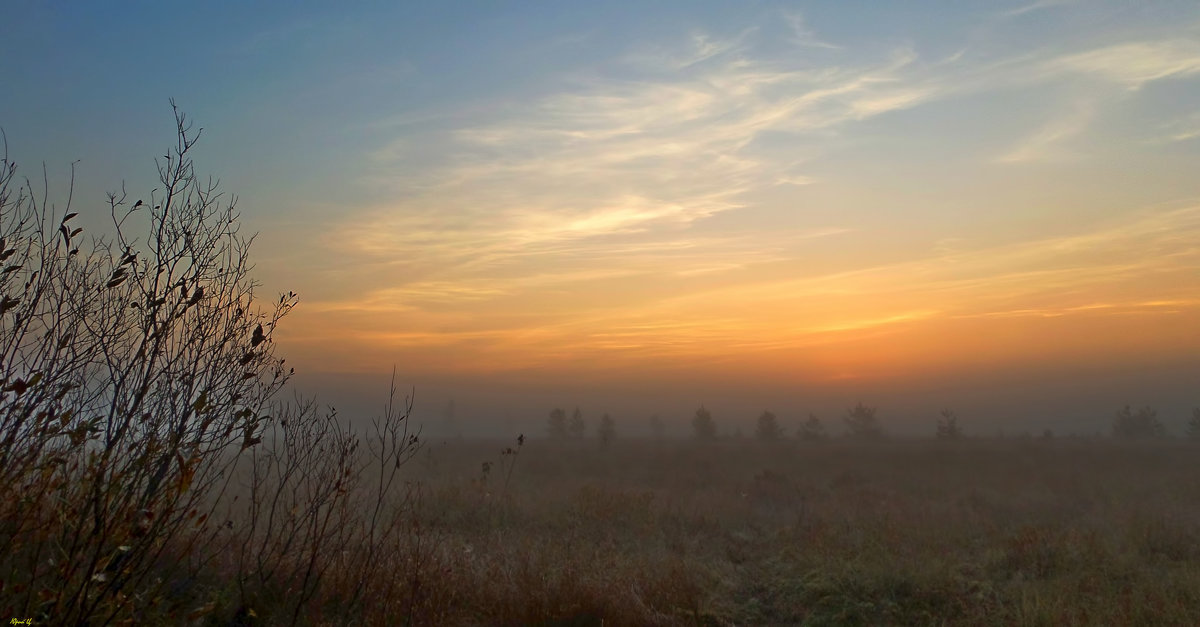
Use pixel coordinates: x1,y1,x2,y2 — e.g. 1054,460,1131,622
0,105,420,624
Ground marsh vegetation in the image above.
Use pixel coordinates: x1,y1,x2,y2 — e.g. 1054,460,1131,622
384,436,1200,626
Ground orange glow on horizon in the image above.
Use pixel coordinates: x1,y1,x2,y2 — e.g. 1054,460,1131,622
269,200,1200,388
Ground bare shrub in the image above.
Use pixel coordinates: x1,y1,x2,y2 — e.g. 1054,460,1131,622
0,106,422,624
0,104,299,623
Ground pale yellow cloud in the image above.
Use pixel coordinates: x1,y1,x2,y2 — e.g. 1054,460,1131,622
995,102,1094,163
1156,111,1200,143
1050,40,1200,88
285,199,1200,378
342,39,942,281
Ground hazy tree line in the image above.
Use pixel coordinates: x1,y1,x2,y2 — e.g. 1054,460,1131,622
544,402,1200,443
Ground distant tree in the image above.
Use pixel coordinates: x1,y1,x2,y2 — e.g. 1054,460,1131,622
1187,408,1200,441
755,410,784,441
648,414,666,440
598,413,617,447
1111,405,1165,439
569,406,586,438
692,404,717,440
798,413,828,442
843,402,883,440
936,408,963,440
547,407,567,439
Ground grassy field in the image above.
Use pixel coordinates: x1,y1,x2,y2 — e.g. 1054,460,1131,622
10,433,1200,625
362,436,1200,626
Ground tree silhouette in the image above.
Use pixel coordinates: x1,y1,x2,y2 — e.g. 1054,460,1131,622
692,404,716,440
755,410,784,441
568,406,586,438
843,402,883,440
798,413,828,441
1111,405,1165,439
936,409,963,440
1187,408,1200,441
547,407,567,438
598,413,616,448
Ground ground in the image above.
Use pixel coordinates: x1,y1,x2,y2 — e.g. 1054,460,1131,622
362,436,1200,625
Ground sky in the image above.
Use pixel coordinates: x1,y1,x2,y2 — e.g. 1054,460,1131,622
3,1,1200,435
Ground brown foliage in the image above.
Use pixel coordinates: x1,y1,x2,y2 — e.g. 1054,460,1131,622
0,107,421,624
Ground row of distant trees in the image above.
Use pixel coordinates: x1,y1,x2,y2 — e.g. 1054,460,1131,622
545,403,1200,443
1112,405,1200,440
702,402,896,442
546,407,617,446
545,403,912,443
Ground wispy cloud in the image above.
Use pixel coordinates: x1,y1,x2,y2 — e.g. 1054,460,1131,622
996,101,1094,163
999,0,1076,19
982,37,1200,161
1155,111,1200,143
623,29,752,71
1048,40,1200,88
290,199,1200,375
341,29,944,296
781,10,840,50
276,10,1200,377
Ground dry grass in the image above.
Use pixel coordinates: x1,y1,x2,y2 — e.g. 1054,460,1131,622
355,437,1200,626
10,428,1200,625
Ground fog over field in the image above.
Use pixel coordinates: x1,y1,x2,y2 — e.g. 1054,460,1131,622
298,358,1200,439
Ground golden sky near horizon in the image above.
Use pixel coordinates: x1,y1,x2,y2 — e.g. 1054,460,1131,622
263,6,1200,385
277,202,1200,383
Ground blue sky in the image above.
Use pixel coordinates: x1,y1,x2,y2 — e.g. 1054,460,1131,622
4,1,1200,431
